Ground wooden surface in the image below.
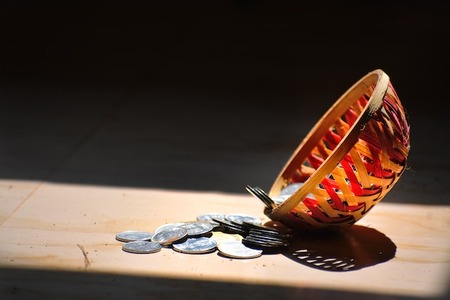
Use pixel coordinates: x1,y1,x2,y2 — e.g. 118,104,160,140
0,180,449,299
1,2,449,299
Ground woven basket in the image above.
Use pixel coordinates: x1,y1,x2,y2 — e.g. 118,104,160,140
266,69,410,230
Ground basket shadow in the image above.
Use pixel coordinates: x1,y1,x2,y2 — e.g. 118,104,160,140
278,225,396,272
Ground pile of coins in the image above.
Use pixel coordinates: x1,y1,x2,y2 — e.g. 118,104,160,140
115,213,292,259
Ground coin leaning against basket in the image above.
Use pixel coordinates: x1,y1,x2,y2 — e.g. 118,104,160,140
247,69,411,231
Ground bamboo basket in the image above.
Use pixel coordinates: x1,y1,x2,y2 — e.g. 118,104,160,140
266,69,410,230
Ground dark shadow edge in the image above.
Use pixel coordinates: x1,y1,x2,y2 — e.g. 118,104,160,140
0,266,444,300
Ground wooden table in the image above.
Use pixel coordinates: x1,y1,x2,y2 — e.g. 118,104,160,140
1,180,449,299
1,2,449,298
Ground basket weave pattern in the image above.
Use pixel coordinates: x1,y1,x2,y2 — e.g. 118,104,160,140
267,70,410,230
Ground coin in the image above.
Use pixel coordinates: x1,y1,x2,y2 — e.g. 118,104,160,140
247,231,287,243
212,217,247,235
270,183,305,204
243,235,288,249
241,221,280,233
248,229,292,241
151,226,188,246
179,221,214,236
280,182,304,196
211,231,243,245
196,213,225,227
154,222,185,234
115,230,154,242
217,240,263,259
122,241,162,254
225,213,262,226
172,237,217,254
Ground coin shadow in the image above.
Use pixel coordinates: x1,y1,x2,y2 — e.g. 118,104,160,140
277,225,396,272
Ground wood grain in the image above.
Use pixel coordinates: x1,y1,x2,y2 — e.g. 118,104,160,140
0,180,448,299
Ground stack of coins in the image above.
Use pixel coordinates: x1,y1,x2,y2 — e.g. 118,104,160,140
115,212,292,259
241,222,292,251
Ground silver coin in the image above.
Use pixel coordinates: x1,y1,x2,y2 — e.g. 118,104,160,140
225,213,262,226
243,235,288,248
271,195,290,204
196,213,226,226
280,182,304,196
122,241,162,254
217,240,263,259
180,221,214,236
154,222,185,234
151,226,188,246
273,183,315,204
115,230,154,242
211,231,242,246
212,217,247,235
172,237,217,254
271,183,305,204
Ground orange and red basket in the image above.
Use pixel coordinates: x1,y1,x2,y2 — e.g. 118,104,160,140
262,69,410,230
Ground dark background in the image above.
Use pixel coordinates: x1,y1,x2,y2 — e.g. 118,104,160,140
0,1,449,203
0,2,449,300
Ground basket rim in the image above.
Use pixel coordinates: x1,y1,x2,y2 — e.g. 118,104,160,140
267,69,390,220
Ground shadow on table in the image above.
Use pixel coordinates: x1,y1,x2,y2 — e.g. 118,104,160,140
280,225,396,272
1,265,443,300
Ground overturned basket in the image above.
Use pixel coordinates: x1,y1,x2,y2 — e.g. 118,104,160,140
251,69,410,231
